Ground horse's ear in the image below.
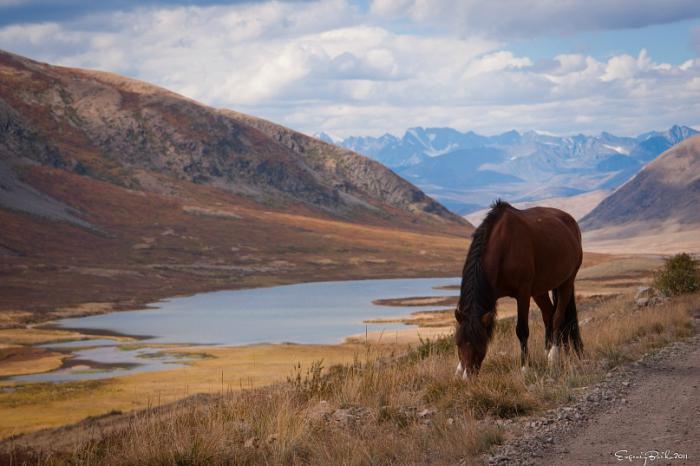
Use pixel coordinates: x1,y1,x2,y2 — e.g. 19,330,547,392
480,312,495,328
454,309,464,323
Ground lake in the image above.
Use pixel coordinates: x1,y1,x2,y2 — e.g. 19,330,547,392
11,277,459,383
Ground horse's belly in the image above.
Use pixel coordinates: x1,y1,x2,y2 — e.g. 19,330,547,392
531,247,580,294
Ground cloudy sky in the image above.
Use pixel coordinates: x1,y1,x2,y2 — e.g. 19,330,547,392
2,0,700,137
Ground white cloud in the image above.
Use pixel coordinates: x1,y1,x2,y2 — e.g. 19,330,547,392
0,0,699,137
461,51,532,78
601,49,652,81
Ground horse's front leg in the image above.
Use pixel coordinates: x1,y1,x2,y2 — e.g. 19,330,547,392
516,295,530,372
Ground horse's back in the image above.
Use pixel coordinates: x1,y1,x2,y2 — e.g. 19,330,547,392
519,206,581,249
486,205,582,296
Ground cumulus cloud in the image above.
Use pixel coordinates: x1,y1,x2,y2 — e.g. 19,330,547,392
0,0,699,137
370,0,700,39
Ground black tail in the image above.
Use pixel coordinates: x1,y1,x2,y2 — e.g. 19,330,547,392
553,288,583,354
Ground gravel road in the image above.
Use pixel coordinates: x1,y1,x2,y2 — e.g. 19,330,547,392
488,311,699,466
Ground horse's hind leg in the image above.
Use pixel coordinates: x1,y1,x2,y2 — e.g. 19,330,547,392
534,293,554,354
516,295,530,371
548,278,574,366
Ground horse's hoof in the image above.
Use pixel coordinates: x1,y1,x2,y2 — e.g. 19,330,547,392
455,362,470,381
547,345,560,366
521,365,529,375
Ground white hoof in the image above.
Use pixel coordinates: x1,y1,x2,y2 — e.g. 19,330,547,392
455,362,469,380
521,365,529,375
547,345,560,366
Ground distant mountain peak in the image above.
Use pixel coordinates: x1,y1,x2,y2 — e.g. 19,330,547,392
665,124,697,143
314,131,342,144
326,124,699,215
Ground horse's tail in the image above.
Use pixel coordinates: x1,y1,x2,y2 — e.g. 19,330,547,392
553,288,583,354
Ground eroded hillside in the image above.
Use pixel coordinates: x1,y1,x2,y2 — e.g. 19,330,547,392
0,50,471,324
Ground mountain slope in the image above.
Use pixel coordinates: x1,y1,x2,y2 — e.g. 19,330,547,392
0,50,470,324
221,110,457,220
580,136,700,230
0,50,463,227
580,136,700,254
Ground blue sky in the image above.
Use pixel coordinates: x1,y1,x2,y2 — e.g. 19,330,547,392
1,0,699,137
511,19,699,66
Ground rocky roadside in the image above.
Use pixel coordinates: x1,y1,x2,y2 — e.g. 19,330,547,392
485,311,699,466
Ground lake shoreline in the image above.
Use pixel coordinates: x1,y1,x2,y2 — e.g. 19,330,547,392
1,277,462,384
1,270,466,330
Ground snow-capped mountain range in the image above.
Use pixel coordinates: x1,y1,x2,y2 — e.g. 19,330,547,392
316,125,699,214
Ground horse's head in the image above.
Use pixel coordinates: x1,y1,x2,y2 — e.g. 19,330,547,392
454,309,495,379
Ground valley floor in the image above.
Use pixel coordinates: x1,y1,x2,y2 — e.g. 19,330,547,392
1,282,697,465
583,224,700,255
0,252,677,446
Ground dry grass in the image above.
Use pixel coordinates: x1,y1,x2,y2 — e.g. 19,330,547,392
0,343,364,438
0,347,64,377
583,223,700,255
4,292,696,466
0,329,108,346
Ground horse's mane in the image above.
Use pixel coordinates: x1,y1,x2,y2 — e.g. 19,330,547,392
455,199,511,347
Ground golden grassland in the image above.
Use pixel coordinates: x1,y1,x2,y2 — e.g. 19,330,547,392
2,291,696,465
0,254,661,441
0,328,113,346
372,296,457,307
583,223,700,255
0,343,371,439
0,350,64,378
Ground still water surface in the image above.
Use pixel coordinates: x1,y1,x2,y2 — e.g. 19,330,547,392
12,277,459,383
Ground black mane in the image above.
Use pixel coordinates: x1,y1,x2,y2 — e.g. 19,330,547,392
455,199,510,347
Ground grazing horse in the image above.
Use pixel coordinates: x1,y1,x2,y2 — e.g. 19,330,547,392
454,200,583,379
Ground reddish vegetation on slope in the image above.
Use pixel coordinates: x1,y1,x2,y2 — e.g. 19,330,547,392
0,50,472,324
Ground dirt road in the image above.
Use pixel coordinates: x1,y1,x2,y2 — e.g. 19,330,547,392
488,314,699,466
541,341,698,466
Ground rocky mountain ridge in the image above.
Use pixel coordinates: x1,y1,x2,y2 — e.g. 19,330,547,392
324,125,698,214
0,49,463,228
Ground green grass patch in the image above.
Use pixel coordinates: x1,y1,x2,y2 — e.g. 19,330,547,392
0,380,106,408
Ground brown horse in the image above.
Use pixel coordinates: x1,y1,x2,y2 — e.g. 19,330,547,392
454,200,583,379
